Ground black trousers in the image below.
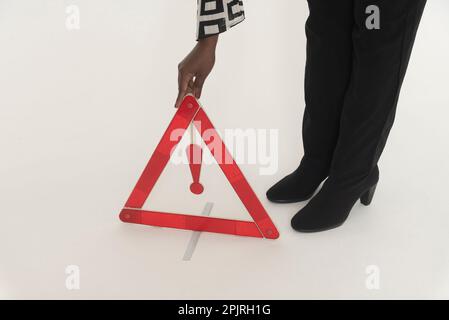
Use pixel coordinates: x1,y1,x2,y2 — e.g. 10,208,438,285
302,0,426,190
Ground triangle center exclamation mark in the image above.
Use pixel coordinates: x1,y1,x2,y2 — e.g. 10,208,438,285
186,144,204,195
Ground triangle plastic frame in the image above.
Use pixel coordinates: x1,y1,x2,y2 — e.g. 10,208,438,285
119,95,279,239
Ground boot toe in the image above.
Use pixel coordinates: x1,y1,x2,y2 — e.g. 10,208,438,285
266,184,289,203
266,180,315,203
291,210,342,233
290,193,350,233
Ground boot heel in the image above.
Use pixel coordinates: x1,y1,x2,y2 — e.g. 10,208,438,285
360,184,377,206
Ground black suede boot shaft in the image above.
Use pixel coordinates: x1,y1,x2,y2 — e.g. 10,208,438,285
267,0,355,203
330,0,427,186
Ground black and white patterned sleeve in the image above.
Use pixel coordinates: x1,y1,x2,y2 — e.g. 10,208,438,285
197,0,245,40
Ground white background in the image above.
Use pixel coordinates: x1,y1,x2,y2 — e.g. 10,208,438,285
1,0,449,299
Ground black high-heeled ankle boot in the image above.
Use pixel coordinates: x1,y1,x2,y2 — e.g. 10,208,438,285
266,158,329,203
291,167,379,232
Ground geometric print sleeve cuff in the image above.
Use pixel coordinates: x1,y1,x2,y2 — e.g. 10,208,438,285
197,0,245,40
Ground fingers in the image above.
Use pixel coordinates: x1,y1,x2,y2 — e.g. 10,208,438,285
187,79,195,95
176,74,202,108
176,71,194,108
175,73,189,108
193,75,206,99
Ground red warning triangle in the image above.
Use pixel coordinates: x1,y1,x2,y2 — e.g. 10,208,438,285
119,95,279,239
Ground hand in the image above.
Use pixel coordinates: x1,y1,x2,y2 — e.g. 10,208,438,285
175,35,218,108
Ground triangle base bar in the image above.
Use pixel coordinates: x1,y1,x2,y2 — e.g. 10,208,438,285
120,209,264,238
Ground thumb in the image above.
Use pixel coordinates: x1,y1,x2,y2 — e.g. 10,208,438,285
175,72,193,108
193,75,206,99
